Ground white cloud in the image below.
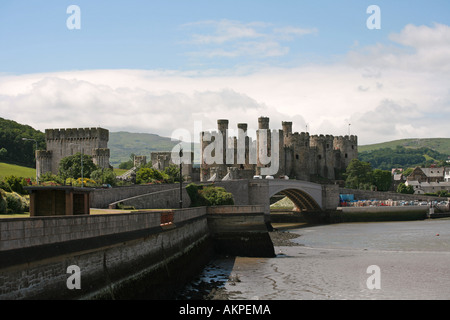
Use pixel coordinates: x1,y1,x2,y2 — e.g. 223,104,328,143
348,22,450,73
182,19,317,58
0,23,449,146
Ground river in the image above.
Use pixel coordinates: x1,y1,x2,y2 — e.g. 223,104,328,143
178,218,450,300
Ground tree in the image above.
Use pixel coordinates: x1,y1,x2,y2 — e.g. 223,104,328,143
345,159,374,189
0,147,7,159
164,164,181,183
118,153,135,170
396,183,414,194
118,160,134,170
0,117,46,167
90,168,117,186
373,169,392,191
402,167,414,177
59,153,98,180
136,167,168,184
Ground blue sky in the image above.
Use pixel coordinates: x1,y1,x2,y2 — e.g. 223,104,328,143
1,0,448,73
0,1,449,145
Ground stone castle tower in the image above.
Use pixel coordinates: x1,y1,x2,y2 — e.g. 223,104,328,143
200,117,357,182
36,127,111,178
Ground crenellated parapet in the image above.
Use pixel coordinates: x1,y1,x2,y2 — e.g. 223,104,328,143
200,117,358,182
36,127,111,179
45,127,109,142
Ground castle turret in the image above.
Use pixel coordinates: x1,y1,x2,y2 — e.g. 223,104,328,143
333,135,358,169
258,117,270,130
39,127,110,176
282,121,292,137
199,117,358,183
36,150,52,179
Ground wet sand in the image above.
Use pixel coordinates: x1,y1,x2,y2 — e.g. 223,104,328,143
178,219,450,300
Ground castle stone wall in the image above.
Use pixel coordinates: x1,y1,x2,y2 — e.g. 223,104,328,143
200,117,358,182
37,127,111,177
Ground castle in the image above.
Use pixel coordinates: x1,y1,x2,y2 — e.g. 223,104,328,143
200,117,358,183
35,119,357,184
36,128,111,178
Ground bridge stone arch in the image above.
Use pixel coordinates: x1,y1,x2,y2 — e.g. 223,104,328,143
268,180,323,211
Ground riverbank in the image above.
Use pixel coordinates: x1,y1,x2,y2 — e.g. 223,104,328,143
175,224,307,300
177,218,450,300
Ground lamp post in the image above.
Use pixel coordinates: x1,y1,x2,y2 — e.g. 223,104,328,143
22,138,39,185
179,146,183,209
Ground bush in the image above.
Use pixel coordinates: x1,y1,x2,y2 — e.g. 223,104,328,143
186,183,234,207
90,168,117,186
3,175,28,194
186,183,208,207
5,191,29,214
200,186,234,206
136,167,169,184
39,172,63,185
66,177,97,187
0,189,7,214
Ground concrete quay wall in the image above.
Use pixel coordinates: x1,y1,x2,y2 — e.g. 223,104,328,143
207,205,275,258
0,205,273,299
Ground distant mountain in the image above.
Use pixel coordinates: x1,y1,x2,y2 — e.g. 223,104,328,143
109,132,179,167
109,131,200,167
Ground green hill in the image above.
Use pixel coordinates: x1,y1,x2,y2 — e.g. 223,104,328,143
358,139,450,170
0,162,36,179
359,138,450,155
0,117,45,167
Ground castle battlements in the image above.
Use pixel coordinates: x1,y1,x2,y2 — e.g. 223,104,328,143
45,127,109,142
36,127,111,178
200,117,358,182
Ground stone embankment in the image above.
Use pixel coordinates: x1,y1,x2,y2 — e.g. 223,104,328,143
0,205,273,299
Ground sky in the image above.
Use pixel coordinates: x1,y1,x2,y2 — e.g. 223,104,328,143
0,0,449,145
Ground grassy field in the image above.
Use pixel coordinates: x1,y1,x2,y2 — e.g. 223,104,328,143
0,162,36,180
0,162,128,180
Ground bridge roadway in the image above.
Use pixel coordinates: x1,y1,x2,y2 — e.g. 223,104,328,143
97,178,338,214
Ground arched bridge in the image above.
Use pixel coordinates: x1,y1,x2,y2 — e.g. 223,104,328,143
216,179,339,215
267,179,323,211
92,179,339,215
